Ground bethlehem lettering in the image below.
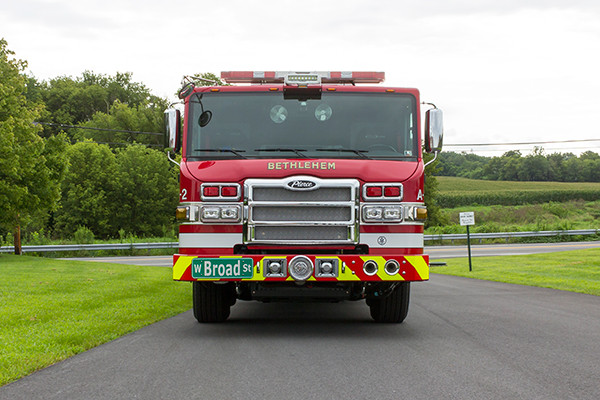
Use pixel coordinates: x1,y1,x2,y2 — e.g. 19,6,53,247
267,161,336,170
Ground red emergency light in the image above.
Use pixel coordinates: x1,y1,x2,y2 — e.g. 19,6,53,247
221,71,385,85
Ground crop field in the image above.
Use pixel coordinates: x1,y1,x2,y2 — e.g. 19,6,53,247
437,176,600,193
436,177,600,207
428,177,600,236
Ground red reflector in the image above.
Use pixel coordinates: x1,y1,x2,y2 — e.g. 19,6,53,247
384,186,401,197
203,186,219,197
221,186,238,197
366,186,383,197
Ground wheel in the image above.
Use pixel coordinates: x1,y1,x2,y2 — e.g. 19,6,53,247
192,282,236,323
368,282,410,323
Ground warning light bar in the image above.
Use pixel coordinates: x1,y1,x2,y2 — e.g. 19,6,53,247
220,71,385,85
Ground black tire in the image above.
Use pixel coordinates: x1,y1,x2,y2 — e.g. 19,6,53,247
192,282,236,323
369,282,410,323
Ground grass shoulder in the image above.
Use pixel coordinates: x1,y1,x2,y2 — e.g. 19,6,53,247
0,255,191,386
432,248,600,296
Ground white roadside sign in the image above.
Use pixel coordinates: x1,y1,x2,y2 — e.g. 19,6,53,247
459,212,475,226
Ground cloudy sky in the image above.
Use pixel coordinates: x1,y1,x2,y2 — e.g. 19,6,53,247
2,0,599,155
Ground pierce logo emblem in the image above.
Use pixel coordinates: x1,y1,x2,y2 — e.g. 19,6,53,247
286,180,317,190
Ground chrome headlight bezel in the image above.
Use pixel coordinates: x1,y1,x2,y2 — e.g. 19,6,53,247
362,205,403,222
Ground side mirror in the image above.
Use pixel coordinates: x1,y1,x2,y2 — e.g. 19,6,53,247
424,108,443,153
164,109,181,152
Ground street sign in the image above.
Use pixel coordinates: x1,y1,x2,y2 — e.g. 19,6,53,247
459,212,475,272
459,212,475,226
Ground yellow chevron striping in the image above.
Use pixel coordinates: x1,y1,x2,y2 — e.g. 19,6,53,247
405,255,429,280
173,256,195,280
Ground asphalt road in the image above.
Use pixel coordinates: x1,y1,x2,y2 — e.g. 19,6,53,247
65,241,600,266
2,275,600,400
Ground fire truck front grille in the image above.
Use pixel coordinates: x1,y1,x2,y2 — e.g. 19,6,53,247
252,206,352,222
254,226,350,241
245,177,359,245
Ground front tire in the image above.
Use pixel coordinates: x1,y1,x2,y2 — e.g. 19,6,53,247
368,282,410,323
192,282,236,323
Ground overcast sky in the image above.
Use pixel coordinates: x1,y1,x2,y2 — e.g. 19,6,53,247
2,0,599,155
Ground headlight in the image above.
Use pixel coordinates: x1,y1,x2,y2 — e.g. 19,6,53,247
363,206,383,220
362,205,402,222
201,207,220,220
220,206,239,220
383,207,401,220
200,205,241,222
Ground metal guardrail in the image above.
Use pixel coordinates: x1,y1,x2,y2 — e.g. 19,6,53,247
424,229,599,242
0,242,178,254
1,230,598,254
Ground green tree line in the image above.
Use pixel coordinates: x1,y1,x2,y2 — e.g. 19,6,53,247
1,39,447,252
437,148,600,182
1,39,178,252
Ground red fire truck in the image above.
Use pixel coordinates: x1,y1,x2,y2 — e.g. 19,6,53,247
165,71,443,323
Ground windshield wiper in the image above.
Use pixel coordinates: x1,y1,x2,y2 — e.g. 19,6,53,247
194,148,247,158
254,148,309,158
315,148,371,159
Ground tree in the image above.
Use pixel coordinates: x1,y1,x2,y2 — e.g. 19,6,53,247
53,142,118,238
190,72,227,87
53,143,178,239
74,100,166,146
0,39,67,253
498,150,523,181
35,71,168,141
423,153,447,227
111,145,179,237
518,147,550,181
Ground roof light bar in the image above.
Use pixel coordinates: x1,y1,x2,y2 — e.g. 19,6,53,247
220,71,385,85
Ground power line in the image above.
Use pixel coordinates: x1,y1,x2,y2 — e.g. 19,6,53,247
449,146,599,154
445,138,600,147
76,141,163,148
34,122,163,136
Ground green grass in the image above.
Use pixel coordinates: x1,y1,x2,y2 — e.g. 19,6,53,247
432,248,600,296
0,255,191,386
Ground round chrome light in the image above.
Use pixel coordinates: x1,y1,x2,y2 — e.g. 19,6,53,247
320,262,333,274
384,259,400,275
363,260,378,276
268,262,282,274
288,255,313,281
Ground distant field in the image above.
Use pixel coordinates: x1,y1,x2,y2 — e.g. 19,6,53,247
437,176,600,193
435,177,600,208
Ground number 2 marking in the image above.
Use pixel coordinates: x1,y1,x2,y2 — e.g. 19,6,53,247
181,188,188,200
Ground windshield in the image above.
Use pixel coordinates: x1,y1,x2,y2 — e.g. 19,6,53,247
186,91,417,160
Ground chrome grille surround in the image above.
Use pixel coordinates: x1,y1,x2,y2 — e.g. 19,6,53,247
245,176,359,244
